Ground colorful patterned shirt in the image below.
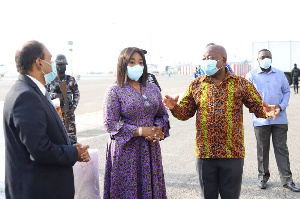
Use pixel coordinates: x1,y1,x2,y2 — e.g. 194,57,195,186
171,70,266,159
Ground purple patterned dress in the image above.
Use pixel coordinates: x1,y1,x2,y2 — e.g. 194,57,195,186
103,81,170,199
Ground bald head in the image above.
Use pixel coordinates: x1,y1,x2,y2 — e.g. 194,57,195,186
206,45,227,59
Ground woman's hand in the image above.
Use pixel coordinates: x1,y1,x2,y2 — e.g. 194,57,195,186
145,126,164,142
134,126,164,142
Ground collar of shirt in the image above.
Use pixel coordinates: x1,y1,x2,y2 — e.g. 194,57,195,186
26,75,46,96
257,66,276,74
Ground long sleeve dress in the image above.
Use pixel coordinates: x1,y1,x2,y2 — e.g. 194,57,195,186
103,81,170,199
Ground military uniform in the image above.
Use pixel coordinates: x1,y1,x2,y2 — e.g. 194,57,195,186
291,66,300,94
147,73,161,91
46,75,80,141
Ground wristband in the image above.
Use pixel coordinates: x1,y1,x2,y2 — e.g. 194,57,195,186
138,127,142,136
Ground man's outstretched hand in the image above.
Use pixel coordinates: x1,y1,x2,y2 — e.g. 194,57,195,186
163,95,179,110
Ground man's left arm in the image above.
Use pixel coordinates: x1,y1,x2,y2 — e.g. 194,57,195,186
71,77,80,110
66,77,80,117
242,79,266,118
278,73,291,111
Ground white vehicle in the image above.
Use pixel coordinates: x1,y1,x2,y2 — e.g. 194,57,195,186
252,41,300,84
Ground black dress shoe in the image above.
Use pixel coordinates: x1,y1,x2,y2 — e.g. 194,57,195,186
283,182,300,192
258,180,267,189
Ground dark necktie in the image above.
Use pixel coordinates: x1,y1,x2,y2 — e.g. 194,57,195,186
45,91,71,145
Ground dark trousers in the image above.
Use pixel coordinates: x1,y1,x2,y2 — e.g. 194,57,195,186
293,77,298,93
254,124,292,184
196,158,244,199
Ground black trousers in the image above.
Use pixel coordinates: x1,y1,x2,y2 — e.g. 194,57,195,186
196,158,244,199
293,77,298,93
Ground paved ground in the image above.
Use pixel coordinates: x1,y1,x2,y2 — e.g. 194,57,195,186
1,74,300,198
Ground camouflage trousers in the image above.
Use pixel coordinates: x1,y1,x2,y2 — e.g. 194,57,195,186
62,113,77,142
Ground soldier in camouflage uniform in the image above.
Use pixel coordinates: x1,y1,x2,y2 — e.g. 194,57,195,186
141,49,162,91
45,54,80,141
147,73,161,91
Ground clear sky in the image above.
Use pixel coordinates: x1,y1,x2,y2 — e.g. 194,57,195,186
1,0,299,74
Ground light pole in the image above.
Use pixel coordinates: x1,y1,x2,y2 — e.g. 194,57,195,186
67,41,73,75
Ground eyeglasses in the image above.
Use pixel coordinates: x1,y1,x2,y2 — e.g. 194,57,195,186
142,94,150,108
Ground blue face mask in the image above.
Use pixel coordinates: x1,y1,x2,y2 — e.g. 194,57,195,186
127,64,144,81
44,63,57,84
41,60,57,84
201,60,223,76
259,58,272,69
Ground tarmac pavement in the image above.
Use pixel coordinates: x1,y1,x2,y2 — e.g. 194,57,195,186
74,74,300,198
1,74,300,198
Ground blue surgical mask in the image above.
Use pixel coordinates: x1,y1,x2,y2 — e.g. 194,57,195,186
260,58,272,69
44,63,57,84
201,60,223,76
41,60,57,84
127,64,144,81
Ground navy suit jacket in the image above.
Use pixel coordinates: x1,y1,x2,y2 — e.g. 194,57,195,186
3,74,78,199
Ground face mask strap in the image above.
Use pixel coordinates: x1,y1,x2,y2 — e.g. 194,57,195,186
39,63,46,75
40,69,46,75
40,59,53,75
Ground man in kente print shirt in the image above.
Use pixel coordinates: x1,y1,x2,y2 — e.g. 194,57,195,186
163,45,279,199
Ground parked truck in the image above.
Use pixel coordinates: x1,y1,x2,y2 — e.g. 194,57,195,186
252,41,300,85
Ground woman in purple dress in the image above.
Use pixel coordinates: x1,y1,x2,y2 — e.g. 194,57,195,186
103,47,170,198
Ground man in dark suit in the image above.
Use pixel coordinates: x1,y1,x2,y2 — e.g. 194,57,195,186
3,40,90,199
